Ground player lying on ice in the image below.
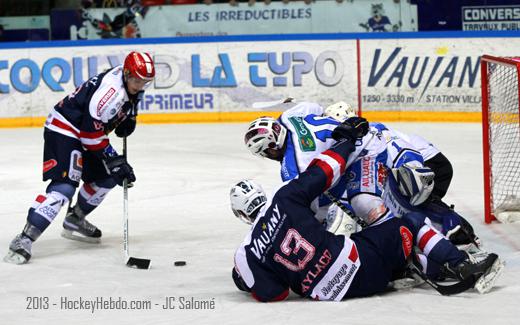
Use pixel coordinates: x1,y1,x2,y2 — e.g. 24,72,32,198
4,51,155,265
243,100,479,251
231,117,503,302
322,101,479,247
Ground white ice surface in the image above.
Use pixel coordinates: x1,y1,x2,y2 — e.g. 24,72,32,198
0,123,519,324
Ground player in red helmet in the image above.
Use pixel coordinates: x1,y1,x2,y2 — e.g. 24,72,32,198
123,51,155,94
4,52,155,264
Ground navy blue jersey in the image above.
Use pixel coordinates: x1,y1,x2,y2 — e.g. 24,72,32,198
234,141,362,301
44,65,136,158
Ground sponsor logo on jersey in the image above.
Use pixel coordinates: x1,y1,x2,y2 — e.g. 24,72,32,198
249,204,287,260
301,249,332,293
361,156,374,188
97,87,116,116
376,162,387,189
320,262,358,300
288,116,316,152
43,159,58,173
68,150,83,182
399,226,413,258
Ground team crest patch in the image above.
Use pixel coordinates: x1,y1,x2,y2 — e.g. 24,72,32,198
288,116,315,152
399,226,413,258
43,159,57,173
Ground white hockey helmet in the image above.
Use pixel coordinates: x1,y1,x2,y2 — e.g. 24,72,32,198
391,164,435,206
230,179,267,224
324,101,356,122
244,117,287,158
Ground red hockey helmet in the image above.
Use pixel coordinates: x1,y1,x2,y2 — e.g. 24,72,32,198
123,51,155,81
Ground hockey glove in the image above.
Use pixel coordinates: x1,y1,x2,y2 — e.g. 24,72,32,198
115,116,136,138
331,116,369,142
104,155,136,186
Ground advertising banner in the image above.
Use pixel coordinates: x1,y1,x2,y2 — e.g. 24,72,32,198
0,40,357,118
359,37,520,112
462,5,520,31
51,0,417,40
1,33,520,123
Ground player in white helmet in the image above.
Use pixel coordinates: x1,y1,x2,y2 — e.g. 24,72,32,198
230,179,268,225
244,117,287,161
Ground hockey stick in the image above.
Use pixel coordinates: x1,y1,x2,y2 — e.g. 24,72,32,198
323,191,368,228
251,97,295,109
408,262,476,295
123,137,151,269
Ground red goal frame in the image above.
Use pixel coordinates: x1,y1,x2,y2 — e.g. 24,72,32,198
481,55,520,223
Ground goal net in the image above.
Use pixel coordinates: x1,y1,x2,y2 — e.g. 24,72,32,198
481,55,520,223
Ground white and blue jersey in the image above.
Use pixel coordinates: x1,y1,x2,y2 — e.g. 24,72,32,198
371,122,439,165
345,122,428,200
277,102,388,215
278,102,336,181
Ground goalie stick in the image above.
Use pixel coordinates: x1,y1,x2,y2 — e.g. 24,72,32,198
123,137,151,269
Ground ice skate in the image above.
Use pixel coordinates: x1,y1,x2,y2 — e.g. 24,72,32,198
4,234,32,264
61,206,102,243
444,252,504,293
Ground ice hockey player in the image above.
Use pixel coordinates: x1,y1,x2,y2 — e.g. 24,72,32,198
244,101,437,236
231,118,503,301
4,51,155,264
244,101,383,233
324,101,479,247
324,101,453,200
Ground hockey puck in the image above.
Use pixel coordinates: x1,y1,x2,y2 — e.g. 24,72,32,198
174,260,187,266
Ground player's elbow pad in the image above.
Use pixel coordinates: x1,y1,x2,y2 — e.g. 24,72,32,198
252,289,289,303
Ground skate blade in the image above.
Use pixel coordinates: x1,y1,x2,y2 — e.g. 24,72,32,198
3,251,29,265
391,276,425,290
61,229,101,244
475,258,505,294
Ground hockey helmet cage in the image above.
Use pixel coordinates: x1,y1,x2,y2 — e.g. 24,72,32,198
244,117,287,158
230,179,267,224
324,101,356,122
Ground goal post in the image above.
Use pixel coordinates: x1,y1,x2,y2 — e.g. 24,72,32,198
481,55,520,224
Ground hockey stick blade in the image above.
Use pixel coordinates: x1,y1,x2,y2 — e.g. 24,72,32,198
410,263,476,296
251,97,295,109
126,257,151,269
